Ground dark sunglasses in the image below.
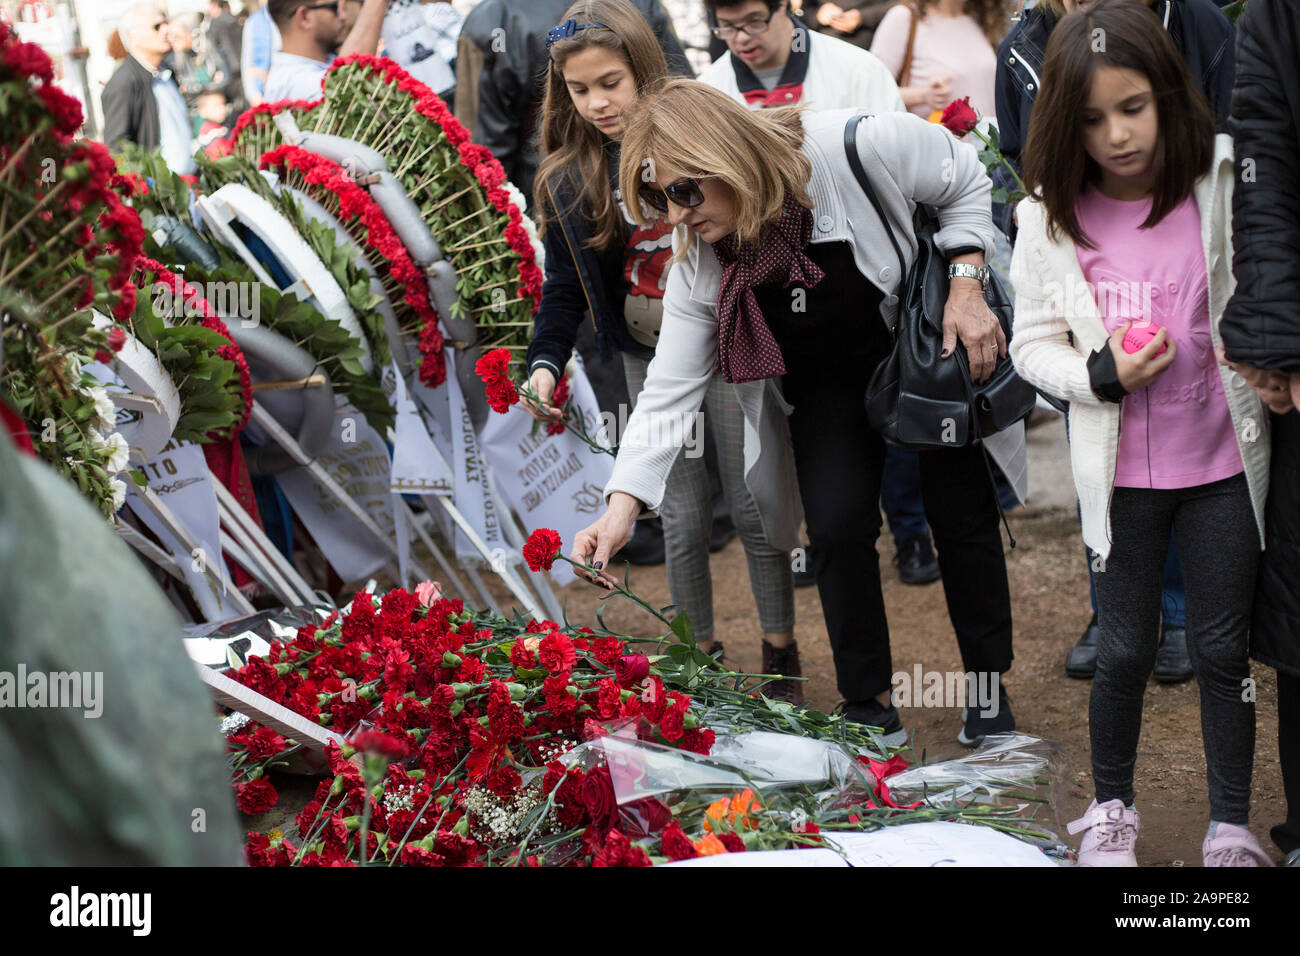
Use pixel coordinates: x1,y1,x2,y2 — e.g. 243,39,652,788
638,177,705,214
302,2,338,12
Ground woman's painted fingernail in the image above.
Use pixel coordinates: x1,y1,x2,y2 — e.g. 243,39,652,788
593,561,603,570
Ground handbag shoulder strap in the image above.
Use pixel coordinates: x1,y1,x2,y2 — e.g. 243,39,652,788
898,2,919,88
843,113,906,279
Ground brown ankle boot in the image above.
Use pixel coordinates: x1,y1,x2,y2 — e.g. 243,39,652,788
761,640,804,705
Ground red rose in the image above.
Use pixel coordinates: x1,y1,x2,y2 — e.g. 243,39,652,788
582,765,619,832
613,654,650,686
940,97,979,137
621,797,673,838
235,777,278,815
523,528,563,572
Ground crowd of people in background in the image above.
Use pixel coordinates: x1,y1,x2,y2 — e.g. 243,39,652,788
89,0,1300,867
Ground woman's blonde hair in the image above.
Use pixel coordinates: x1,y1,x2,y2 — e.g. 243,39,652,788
533,0,670,250
617,79,813,257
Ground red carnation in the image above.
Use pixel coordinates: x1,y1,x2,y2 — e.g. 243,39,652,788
235,777,279,815
539,631,576,675
940,97,979,138
546,374,571,435
3,40,54,83
349,729,411,759
523,527,563,572
35,83,83,138
661,820,699,861
107,326,127,352
719,832,746,853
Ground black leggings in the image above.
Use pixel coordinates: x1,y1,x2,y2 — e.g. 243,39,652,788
782,363,1014,703
1091,473,1258,824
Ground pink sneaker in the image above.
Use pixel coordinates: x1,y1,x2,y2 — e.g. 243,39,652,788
1068,799,1140,866
1202,824,1273,867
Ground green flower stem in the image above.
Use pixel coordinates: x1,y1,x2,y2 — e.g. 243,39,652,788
0,178,67,251
971,128,1028,201
455,250,517,274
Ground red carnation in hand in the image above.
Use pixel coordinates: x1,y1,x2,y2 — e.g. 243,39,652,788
235,777,279,815
939,97,978,137
546,374,571,435
475,348,520,413
523,527,563,572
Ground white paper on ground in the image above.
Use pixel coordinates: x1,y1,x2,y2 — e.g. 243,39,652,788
826,822,1057,867
479,358,613,586
663,848,849,867
664,822,1056,867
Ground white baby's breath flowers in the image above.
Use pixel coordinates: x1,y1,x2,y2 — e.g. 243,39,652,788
383,783,419,815
220,712,251,735
464,785,547,844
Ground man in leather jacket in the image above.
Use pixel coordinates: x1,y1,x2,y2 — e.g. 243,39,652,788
1218,0,1300,864
455,0,691,204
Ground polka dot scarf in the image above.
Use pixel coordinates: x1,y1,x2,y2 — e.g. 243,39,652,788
713,197,825,384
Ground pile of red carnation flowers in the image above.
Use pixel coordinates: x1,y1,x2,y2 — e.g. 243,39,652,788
226,555,715,866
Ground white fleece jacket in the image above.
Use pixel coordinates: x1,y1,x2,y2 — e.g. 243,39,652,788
1008,134,1269,559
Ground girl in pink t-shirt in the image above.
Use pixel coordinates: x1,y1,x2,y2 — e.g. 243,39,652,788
1008,3,1271,867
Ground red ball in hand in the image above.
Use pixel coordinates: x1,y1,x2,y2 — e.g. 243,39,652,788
1122,322,1168,357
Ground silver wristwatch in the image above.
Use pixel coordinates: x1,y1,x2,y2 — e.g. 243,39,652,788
947,263,989,289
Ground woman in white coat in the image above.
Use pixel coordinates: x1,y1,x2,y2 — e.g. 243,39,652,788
569,78,1026,747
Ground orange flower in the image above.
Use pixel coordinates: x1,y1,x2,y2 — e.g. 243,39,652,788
703,796,731,833
703,788,763,832
729,788,762,826
693,832,729,856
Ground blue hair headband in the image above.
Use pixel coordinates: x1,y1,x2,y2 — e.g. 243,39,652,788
546,18,609,47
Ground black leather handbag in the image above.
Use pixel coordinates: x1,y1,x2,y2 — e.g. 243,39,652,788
844,115,1037,449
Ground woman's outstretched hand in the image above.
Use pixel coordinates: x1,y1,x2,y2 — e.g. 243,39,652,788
569,492,643,589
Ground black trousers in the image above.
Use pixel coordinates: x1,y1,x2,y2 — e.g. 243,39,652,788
783,361,1014,703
